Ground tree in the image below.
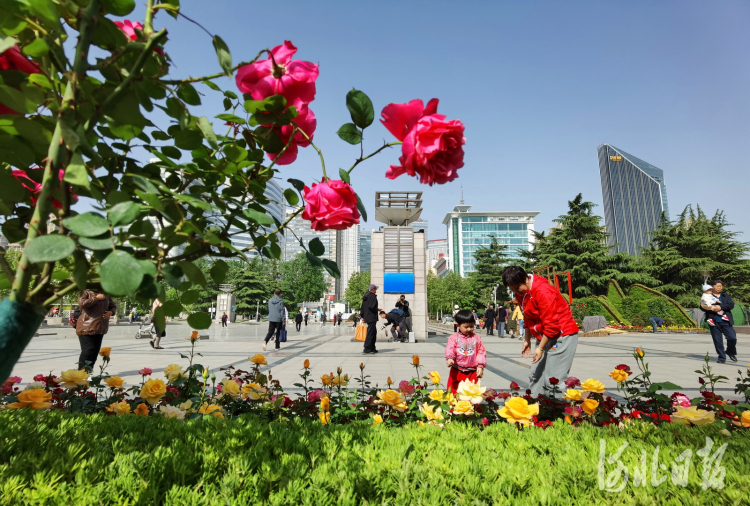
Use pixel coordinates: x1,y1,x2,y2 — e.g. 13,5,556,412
470,237,508,303
280,253,326,307
426,270,476,315
637,205,750,306
344,270,371,311
228,259,266,317
521,194,651,298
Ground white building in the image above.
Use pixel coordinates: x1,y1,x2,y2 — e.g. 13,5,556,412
426,238,448,274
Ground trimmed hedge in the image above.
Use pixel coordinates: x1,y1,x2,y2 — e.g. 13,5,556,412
1,411,749,504
628,285,696,327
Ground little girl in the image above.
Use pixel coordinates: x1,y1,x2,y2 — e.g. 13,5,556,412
445,309,487,393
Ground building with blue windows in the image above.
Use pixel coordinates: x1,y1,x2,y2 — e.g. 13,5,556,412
597,144,669,255
228,179,286,258
359,233,371,271
442,203,539,276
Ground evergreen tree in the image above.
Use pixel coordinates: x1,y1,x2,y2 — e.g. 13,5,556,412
522,194,650,298
193,257,220,312
637,205,750,306
344,270,371,310
280,253,326,307
228,259,266,317
470,237,509,303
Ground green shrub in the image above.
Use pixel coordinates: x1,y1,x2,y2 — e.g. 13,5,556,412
1,411,748,504
607,279,625,308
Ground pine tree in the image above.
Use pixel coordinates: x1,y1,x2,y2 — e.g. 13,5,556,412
470,236,509,303
637,205,750,306
280,253,326,307
229,259,266,317
344,270,371,310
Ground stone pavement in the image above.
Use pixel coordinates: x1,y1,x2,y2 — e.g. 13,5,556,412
9,321,746,399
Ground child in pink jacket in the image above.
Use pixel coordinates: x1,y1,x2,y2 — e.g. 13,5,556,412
445,309,487,393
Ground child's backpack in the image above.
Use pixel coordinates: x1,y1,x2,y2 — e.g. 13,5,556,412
390,308,405,318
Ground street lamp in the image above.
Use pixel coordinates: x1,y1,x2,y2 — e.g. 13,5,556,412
699,269,712,285
493,284,500,306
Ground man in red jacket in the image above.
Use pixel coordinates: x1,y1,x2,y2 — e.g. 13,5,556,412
502,266,579,396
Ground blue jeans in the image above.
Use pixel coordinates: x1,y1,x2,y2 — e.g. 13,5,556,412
710,321,737,362
649,317,661,333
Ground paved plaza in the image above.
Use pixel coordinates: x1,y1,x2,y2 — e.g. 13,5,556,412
11,321,747,399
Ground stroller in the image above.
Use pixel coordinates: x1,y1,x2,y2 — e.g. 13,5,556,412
134,317,157,340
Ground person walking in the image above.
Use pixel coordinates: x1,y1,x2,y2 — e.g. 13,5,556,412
263,289,285,351
338,312,343,326
295,310,303,331
702,280,738,363
304,312,309,326
320,312,327,327
484,304,496,335
452,305,460,333
333,313,337,326
362,284,380,354
75,290,117,371
511,302,524,338
150,298,166,349
649,316,664,333
396,295,412,335
496,304,507,338
221,312,228,328
502,266,579,397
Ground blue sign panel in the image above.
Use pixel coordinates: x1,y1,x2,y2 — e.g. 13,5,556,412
384,272,415,294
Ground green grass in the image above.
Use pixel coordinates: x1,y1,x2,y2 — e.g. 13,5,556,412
2,412,750,505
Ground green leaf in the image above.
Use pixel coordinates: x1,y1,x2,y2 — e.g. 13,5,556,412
27,74,52,89
283,188,299,206
108,201,140,227
652,381,683,391
164,263,183,288
0,167,26,203
22,38,49,57
25,235,75,263
321,259,341,279
179,260,207,287
28,0,61,30
356,193,367,222
180,290,200,305
72,250,88,290
173,129,203,150
197,117,218,150
215,114,246,124
100,250,143,295
210,259,228,283
269,242,282,259
187,312,212,330
337,123,362,145
177,83,201,106
346,89,374,129
309,237,325,256
339,169,350,184
254,126,284,154
243,208,274,226
151,131,170,141
78,236,114,250
64,153,90,188
0,84,35,114
202,80,221,92
212,35,233,78
63,212,110,237
287,178,305,192
162,300,184,317
102,0,136,16
160,145,182,159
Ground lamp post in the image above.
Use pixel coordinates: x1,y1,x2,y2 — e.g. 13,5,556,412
493,284,499,307
699,269,712,285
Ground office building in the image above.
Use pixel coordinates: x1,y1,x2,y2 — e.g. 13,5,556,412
442,203,538,276
359,232,371,271
338,224,360,291
597,144,669,255
411,219,428,240
228,179,286,258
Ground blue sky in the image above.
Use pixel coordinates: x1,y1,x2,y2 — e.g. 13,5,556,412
143,0,749,243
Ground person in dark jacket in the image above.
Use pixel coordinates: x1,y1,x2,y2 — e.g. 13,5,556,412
76,290,117,370
304,312,309,326
396,295,412,334
701,280,737,363
263,289,285,351
484,304,496,335
362,284,380,354
380,310,404,342
496,305,507,337
649,316,664,333
295,310,303,331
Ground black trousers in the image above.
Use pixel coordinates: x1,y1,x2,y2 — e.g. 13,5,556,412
364,322,378,352
77,334,104,370
221,320,227,327
710,321,737,362
486,318,494,335
264,321,283,348
296,321,302,331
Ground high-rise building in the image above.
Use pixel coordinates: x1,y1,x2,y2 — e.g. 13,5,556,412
411,219,428,240
442,203,538,277
227,179,286,258
359,232,371,271
338,224,360,291
597,144,669,255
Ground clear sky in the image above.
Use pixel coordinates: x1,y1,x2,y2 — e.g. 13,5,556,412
143,0,749,243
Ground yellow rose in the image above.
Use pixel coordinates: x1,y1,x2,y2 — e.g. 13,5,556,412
139,378,167,405
428,389,447,402
221,379,241,398
198,403,224,418
580,378,606,394
375,389,408,412
319,411,331,424
321,374,333,386
608,369,629,383
671,406,716,426
178,400,193,411
373,414,383,425
497,397,539,426
320,396,330,411
563,389,582,402
420,402,444,421
106,401,131,415
104,376,125,389
134,403,149,416
6,389,53,410
452,400,475,415
331,375,348,387
412,355,420,366
163,364,184,382
581,398,599,415
733,411,750,428
59,369,89,389
242,382,267,401
158,405,186,419
456,380,487,405
428,371,441,385
249,354,268,365
99,347,111,357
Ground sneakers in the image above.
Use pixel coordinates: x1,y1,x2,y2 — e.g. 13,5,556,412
707,319,715,326
728,354,737,362
721,314,730,321
263,342,267,351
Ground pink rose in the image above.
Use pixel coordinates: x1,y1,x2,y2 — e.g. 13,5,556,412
381,98,465,186
564,377,580,389
302,179,360,231
33,374,46,382
266,104,317,165
4,376,21,386
307,389,325,403
114,20,142,41
671,393,691,408
236,41,319,109
398,380,415,395
139,368,153,376
0,46,40,114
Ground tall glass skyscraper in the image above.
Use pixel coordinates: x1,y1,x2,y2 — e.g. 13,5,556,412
359,233,371,271
228,179,286,258
598,144,669,255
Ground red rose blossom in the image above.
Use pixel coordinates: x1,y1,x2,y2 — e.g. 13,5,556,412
549,377,559,385
302,179,360,231
0,46,40,115
380,98,466,186
509,382,520,391
12,168,77,209
614,364,632,374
